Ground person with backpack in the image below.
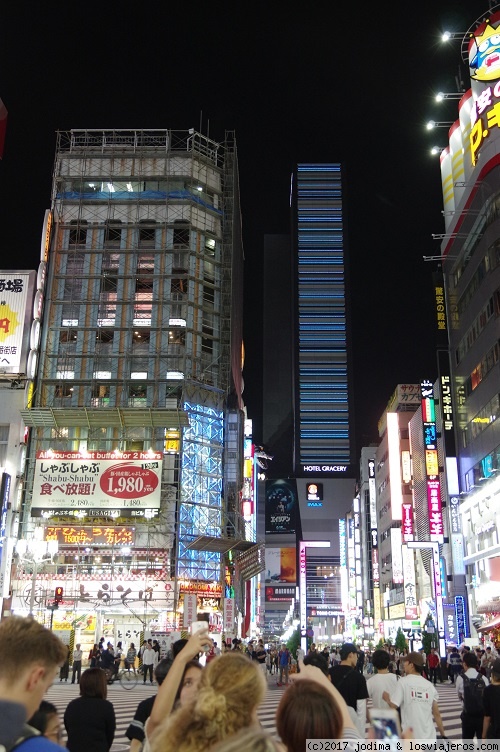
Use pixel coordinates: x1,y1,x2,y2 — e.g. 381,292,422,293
456,650,489,739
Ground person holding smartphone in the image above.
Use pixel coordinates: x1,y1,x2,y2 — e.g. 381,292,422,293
382,652,447,740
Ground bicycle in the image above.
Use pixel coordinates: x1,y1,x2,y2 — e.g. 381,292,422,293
118,666,139,689
103,665,139,689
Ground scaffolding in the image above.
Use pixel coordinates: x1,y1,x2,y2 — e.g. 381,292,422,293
22,129,250,610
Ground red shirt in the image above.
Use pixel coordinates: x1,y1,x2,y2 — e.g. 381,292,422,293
427,653,439,668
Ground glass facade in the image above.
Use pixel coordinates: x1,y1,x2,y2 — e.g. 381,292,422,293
295,164,352,467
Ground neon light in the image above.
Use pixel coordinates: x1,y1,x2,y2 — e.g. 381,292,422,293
387,413,403,520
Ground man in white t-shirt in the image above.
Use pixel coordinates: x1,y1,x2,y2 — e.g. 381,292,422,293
367,649,399,710
383,651,447,740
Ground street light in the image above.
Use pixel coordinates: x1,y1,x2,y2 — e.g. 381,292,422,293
406,541,445,656
299,540,330,653
16,538,59,616
435,92,463,102
426,120,454,130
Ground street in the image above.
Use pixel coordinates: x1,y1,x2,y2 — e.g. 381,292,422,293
45,673,465,748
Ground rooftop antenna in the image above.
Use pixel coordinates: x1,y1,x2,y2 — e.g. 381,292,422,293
199,110,202,134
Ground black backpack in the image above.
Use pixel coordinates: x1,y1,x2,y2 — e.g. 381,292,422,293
463,674,486,715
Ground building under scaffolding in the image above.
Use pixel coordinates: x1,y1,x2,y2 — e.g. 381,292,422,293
17,129,259,640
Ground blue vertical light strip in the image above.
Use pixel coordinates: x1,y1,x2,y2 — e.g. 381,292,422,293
296,164,351,464
178,401,223,580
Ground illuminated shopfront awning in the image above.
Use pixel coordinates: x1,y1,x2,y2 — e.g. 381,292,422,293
477,614,500,632
20,407,190,430
185,535,257,555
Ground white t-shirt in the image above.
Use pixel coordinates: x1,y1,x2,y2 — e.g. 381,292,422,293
391,673,439,740
367,672,399,709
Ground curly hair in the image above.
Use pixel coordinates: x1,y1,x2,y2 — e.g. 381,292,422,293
150,652,266,752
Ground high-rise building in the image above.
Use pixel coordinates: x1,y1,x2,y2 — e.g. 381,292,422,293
262,165,356,644
436,9,500,636
292,164,354,476
263,164,355,477
17,129,250,641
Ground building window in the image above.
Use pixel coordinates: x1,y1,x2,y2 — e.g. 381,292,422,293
0,426,8,466
202,325,213,355
104,220,122,245
168,329,186,346
139,221,156,247
69,220,87,247
203,286,215,306
55,384,73,398
173,226,189,247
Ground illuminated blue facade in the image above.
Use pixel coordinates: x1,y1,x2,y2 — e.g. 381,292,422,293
295,164,353,470
178,401,224,580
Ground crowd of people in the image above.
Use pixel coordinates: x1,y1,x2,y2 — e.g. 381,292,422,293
2,615,500,751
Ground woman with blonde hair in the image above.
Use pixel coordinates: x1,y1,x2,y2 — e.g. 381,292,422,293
150,651,266,752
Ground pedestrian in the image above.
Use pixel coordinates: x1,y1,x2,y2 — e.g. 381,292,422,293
64,668,116,752
367,649,399,709
456,650,489,740
427,648,440,685
149,651,266,752
89,644,99,668
356,649,365,674
483,658,500,739
277,643,291,686
125,658,172,752
125,642,137,671
59,646,70,682
0,616,67,751
328,643,369,736
448,647,462,684
276,669,360,750
482,647,496,679
142,642,156,684
383,651,447,740
28,700,63,746
254,639,268,678
71,643,82,684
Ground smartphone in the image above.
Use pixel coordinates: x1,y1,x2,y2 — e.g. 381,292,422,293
190,621,211,650
369,709,402,740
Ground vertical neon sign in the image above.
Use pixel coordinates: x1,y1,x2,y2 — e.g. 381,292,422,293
421,380,444,543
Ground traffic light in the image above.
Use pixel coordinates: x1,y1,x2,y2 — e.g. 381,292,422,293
54,586,63,603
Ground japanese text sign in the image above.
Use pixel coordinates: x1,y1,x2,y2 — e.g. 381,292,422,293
32,451,162,510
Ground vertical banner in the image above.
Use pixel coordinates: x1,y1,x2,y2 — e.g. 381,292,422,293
223,597,235,634
183,593,197,630
265,479,298,534
391,528,404,583
402,545,418,620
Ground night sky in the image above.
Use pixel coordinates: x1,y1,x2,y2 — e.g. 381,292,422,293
0,1,493,456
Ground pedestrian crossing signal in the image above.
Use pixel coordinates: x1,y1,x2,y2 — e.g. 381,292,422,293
55,586,63,603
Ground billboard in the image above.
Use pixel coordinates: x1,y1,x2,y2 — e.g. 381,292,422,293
265,478,298,534
0,272,32,372
32,451,163,510
265,547,296,584
265,585,295,602
44,526,135,547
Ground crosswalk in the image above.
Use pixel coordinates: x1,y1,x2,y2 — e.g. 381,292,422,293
44,673,465,748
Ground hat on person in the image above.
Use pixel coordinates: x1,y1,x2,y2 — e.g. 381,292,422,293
339,642,358,660
403,651,425,667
